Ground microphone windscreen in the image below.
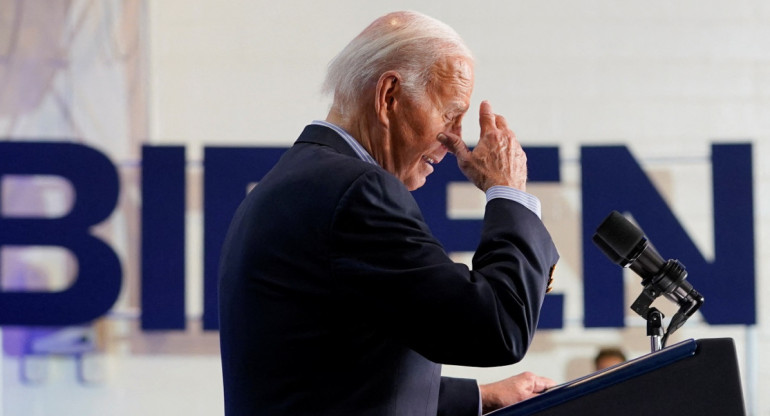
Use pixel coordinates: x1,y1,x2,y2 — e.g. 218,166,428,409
594,211,645,261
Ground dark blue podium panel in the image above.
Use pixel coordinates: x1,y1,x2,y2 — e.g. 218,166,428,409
494,338,746,416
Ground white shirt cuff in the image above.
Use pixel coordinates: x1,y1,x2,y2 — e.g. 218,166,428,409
485,185,542,219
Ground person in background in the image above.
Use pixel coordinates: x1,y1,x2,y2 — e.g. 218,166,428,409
594,347,627,371
218,10,560,416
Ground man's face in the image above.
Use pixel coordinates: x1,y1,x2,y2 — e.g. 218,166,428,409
389,56,474,191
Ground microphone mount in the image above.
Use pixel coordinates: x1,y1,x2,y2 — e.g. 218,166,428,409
593,211,705,352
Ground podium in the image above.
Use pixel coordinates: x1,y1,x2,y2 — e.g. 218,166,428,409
493,338,746,416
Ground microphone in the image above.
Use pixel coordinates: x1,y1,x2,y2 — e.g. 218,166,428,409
592,211,704,346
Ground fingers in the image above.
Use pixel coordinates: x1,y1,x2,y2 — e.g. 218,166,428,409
479,371,556,413
480,100,509,131
495,113,509,130
533,375,557,393
437,132,471,161
509,372,555,396
479,100,496,130
451,100,525,191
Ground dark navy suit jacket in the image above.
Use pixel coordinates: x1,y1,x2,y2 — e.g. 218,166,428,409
218,124,559,415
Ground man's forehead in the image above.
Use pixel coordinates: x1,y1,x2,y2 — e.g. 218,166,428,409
433,55,474,80
432,57,473,93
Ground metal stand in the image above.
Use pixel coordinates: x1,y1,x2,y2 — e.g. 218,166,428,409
646,308,664,353
631,286,664,353
630,270,703,353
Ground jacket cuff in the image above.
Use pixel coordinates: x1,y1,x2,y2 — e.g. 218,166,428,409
438,376,481,416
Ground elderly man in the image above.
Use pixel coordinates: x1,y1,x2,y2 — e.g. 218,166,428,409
218,10,560,416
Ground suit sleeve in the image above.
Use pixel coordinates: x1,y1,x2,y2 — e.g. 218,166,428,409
330,169,559,367
438,377,481,416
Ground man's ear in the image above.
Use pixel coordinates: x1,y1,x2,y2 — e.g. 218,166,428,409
375,71,401,126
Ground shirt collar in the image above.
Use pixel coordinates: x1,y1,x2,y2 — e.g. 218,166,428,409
311,120,378,166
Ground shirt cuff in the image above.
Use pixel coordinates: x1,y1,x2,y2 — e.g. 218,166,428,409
485,185,542,219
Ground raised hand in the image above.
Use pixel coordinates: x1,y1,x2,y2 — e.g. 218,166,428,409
438,100,527,192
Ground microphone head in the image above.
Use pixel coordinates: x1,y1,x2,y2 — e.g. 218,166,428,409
593,211,646,266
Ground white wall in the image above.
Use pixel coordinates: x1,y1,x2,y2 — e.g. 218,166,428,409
2,0,768,415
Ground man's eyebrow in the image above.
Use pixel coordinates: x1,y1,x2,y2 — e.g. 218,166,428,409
446,101,469,113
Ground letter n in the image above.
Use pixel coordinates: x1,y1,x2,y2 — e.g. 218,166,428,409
581,144,755,327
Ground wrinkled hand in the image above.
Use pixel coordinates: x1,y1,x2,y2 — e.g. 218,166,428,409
479,371,555,414
438,101,527,192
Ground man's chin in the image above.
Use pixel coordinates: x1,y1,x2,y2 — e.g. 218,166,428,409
405,175,429,191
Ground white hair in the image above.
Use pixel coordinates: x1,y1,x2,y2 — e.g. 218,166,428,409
322,11,473,115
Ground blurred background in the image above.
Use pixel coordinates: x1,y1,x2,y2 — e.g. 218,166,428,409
1,0,768,414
